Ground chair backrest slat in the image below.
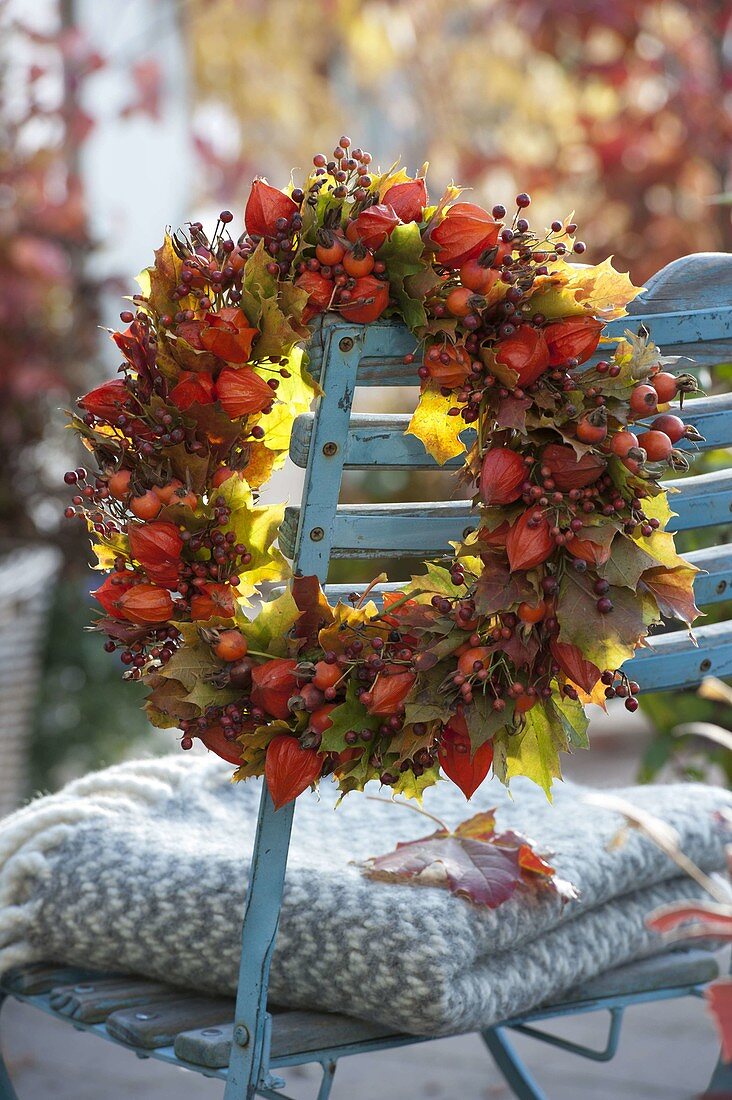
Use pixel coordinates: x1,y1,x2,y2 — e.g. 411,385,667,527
281,467,732,563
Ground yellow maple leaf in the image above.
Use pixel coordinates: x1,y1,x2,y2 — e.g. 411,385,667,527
318,599,381,655
258,346,318,461
528,257,643,321
406,384,468,465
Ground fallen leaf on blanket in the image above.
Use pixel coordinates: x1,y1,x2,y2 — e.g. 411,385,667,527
362,810,578,909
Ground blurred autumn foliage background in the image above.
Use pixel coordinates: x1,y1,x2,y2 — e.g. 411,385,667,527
1,0,731,792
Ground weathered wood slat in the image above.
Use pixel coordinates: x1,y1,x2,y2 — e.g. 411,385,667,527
280,470,732,559
686,545,732,605
630,252,732,311
625,621,732,689
49,977,179,1023
175,948,717,1071
324,544,732,608
175,1022,235,1069
549,949,719,1007
306,304,732,386
175,1010,402,1070
290,393,732,470
1,964,104,997
106,995,234,1050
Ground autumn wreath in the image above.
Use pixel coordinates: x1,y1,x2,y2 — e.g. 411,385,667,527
66,137,702,809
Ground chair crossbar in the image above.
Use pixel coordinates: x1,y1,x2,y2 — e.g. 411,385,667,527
290,393,732,470
280,469,732,560
305,309,732,386
323,544,731,609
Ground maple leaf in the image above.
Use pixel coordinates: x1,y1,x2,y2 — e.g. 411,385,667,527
598,534,660,590
503,703,563,796
473,559,535,616
213,477,289,598
548,696,590,750
479,345,519,390
464,693,514,753
557,573,658,672
390,763,441,801
363,809,577,908
633,529,689,571
136,233,194,320
403,666,454,727
154,625,220,697
496,395,531,432
377,221,429,329
291,574,335,645
257,346,318,458
237,441,277,489
165,442,211,495
364,827,523,907
236,588,301,657
640,566,702,627
233,723,283,782
318,600,381,656
89,526,130,571
406,561,464,599
406,383,469,465
145,673,201,724
319,681,382,753
528,257,642,321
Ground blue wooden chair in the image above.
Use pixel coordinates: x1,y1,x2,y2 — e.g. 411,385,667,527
1,252,731,1100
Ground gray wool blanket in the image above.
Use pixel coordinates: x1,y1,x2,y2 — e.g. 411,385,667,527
0,755,729,1036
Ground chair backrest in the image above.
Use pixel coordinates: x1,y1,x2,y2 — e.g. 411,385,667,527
282,251,732,691
223,252,732,1099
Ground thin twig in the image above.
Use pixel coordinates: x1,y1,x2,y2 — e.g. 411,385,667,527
366,795,449,833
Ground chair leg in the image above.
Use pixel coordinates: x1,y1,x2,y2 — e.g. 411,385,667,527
481,1027,549,1100
0,996,20,1100
316,1061,337,1100
703,1052,732,1098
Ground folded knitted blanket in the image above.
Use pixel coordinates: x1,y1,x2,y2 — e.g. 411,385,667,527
0,755,728,1036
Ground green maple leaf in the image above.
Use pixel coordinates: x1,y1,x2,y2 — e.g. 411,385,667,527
240,242,278,321
404,665,453,726
598,534,660,589
377,222,429,331
407,561,462,598
503,704,563,797
390,763,440,801
464,692,513,753
557,572,660,671
236,587,301,656
548,695,589,750
320,681,380,753
156,635,220,693
254,294,308,360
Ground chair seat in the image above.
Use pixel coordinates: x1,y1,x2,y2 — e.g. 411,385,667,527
1,948,719,1075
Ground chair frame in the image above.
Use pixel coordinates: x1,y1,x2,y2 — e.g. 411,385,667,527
2,255,732,1100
